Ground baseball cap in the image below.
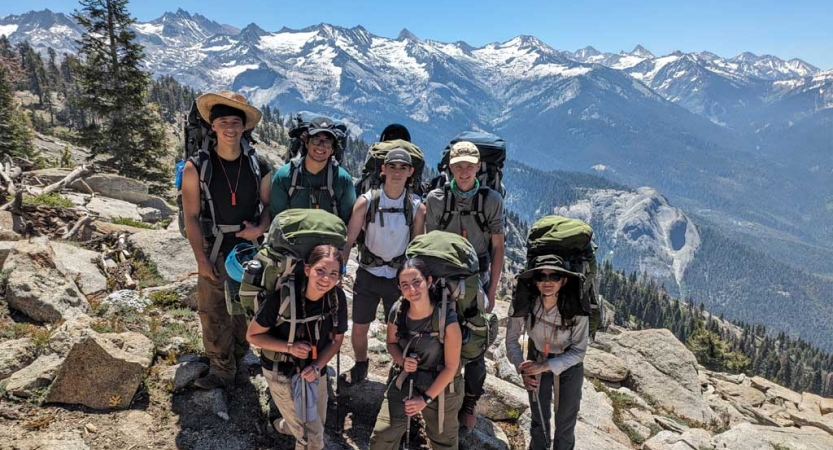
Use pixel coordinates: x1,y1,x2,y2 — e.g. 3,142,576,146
308,116,337,139
384,148,413,166
449,141,480,165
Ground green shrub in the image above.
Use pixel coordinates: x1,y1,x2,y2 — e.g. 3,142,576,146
23,193,73,208
112,217,154,229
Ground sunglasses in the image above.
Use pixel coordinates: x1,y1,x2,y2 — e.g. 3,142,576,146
534,272,563,282
309,137,334,149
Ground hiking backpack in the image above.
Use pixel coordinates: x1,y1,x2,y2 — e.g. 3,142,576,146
353,139,426,269
175,100,263,263
285,112,348,163
429,130,507,197
511,215,605,339
399,231,499,363
236,209,347,361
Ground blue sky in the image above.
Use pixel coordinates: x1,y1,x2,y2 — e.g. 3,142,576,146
4,0,832,69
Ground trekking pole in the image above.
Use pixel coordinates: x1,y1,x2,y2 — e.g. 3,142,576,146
301,371,309,450
335,350,342,434
406,378,414,450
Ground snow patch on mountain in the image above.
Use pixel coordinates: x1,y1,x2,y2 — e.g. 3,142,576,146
258,31,316,53
0,24,19,37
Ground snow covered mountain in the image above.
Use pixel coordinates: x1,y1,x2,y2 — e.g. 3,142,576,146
2,9,832,281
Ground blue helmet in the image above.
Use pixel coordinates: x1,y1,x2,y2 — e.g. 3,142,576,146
224,243,257,282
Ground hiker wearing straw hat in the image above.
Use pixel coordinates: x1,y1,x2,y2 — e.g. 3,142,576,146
181,90,273,390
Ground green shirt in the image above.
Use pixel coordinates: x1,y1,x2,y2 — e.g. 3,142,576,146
270,158,356,224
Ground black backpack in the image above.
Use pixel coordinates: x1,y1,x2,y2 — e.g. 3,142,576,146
285,112,348,163
429,131,507,197
175,101,263,263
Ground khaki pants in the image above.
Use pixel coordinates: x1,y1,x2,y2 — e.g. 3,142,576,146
263,367,329,450
197,249,249,382
369,376,464,450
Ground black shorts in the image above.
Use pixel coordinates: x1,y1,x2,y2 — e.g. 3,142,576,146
352,267,400,325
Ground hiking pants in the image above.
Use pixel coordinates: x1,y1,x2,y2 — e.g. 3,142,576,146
528,363,584,450
352,268,400,325
197,248,249,383
369,376,464,450
263,367,329,450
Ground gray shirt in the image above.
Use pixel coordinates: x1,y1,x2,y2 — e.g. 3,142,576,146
505,300,589,376
425,186,504,258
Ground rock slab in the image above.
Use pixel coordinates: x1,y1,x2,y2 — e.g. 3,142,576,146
46,331,154,409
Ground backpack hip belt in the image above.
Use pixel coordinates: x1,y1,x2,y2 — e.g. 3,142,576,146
358,245,406,270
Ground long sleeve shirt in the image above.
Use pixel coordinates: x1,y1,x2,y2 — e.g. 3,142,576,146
505,301,589,376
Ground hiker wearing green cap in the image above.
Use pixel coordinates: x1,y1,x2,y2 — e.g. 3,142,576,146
505,255,589,450
181,90,273,390
341,147,426,385
270,116,356,224
425,140,505,429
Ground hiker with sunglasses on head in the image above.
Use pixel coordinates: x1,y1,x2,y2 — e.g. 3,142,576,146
505,255,589,450
270,116,356,223
425,140,504,428
369,258,464,450
181,91,273,390
246,244,348,450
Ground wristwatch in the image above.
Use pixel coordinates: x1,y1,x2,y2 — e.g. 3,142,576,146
422,392,434,405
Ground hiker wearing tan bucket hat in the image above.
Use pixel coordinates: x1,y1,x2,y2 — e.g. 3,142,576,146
181,90,273,390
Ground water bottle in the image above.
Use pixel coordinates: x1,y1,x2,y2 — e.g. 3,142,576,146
174,160,186,189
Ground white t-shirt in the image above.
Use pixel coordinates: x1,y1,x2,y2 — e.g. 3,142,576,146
361,187,421,279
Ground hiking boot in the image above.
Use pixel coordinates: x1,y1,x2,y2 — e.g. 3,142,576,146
193,373,231,390
459,395,478,429
339,360,368,386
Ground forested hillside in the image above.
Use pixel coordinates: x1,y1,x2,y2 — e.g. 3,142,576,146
598,260,833,397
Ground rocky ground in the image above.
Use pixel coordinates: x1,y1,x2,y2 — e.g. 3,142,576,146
1,164,833,450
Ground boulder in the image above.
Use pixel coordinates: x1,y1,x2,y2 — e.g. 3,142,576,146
47,314,97,356
583,347,628,382
714,422,763,450
158,361,209,392
479,374,529,421
4,238,89,322
788,410,833,435
713,378,766,407
8,430,89,450
459,416,511,450
50,241,108,296
597,329,716,423
81,195,145,222
0,338,37,380
574,421,633,450
0,240,16,268
484,338,524,388
578,380,631,446
29,170,173,211
0,210,22,240
703,392,748,428
822,397,833,415
800,392,825,416
128,229,196,283
643,428,711,450
4,353,64,397
142,275,199,309
173,389,230,421
613,386,653,411
45,331,154,409
750,376,802,406
622,419,652,442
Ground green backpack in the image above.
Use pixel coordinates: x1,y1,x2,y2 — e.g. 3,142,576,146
403,231,499,363
237,209,347,361
511,215,604,338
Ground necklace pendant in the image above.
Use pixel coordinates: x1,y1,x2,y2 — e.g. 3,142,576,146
231,193,237,206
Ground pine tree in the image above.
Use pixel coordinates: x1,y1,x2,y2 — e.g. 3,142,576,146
73,0,167,183
0,62,34,158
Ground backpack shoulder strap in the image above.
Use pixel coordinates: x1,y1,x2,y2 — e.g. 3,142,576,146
437,184,455,230
473,187,490,234
242,140,264,219
287,158,302,202
366,188,381,226
326,159,339,213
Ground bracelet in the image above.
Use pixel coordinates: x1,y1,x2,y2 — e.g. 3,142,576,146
286,342,293,352
422,393,434,405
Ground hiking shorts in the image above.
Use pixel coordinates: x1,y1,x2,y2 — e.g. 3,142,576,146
352,267,400,325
